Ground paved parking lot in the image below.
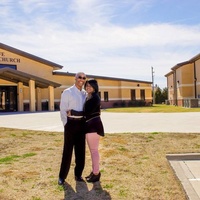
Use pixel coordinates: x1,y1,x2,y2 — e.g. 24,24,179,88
1,111,200,133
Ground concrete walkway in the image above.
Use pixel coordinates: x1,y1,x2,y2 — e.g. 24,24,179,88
0,111,200,199
1,111,200,133
167,153,200,200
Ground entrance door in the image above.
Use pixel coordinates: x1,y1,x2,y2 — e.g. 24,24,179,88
0,86,17,112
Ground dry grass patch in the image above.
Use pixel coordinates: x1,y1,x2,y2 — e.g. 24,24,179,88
0,128,200,200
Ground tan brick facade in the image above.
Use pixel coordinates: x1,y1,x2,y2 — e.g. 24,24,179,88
165,53,200,107
0,43,152,112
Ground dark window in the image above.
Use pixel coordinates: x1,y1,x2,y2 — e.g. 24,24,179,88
0,64,17,69
104,91,109,102
140,89,145,100
131,89,136,100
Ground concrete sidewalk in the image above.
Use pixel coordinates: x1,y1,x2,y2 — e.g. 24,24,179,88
0,111,200,199
167,154,200,200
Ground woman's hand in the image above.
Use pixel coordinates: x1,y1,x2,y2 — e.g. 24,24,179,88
67,110,71,116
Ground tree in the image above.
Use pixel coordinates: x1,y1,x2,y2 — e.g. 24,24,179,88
155,87,168,104
162,87,168,101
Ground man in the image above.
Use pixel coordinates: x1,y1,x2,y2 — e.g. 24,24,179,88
58,72,87,185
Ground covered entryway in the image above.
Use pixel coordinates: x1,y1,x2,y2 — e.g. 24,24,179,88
0,67,61,112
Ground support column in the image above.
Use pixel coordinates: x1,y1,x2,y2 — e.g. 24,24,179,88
136,89,140,100
17,82,24,111
36,87,42,111
48,85,54,111
29,79,36,112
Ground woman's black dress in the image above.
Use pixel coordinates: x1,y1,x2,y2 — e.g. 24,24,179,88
83,93,104,136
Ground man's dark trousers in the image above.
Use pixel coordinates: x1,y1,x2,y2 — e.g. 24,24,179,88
59,118,85,180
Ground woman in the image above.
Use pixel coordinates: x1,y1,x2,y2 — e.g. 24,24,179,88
84,79,104,183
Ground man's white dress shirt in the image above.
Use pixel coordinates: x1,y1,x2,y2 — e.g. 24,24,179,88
60,84,87,126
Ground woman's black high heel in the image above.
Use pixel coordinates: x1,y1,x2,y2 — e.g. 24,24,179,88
85,172,93,180
87,172,101,183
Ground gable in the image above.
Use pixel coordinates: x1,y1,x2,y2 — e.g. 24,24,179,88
0,43,63,70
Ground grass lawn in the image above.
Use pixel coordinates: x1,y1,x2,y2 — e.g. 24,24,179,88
1,127,200,200
104,104,200,113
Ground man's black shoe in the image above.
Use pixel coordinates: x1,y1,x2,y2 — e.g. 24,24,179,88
58,178,65,185
75,176,85,182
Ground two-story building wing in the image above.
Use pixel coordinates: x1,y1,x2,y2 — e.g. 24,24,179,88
165,53,200,107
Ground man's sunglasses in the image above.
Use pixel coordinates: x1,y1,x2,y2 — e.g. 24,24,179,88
78,76,86,80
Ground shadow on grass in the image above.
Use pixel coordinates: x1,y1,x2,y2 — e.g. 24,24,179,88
64,181,111,200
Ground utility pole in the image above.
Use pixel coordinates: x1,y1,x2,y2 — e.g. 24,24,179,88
151,66,155,105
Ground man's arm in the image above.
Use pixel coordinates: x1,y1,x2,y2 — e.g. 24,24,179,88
60,91,69,126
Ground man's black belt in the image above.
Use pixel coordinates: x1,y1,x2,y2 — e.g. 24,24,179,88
68,117,84,121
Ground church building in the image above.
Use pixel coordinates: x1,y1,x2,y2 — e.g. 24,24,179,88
0,43,152,112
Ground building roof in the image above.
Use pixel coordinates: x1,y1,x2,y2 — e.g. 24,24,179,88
1,43,152,84
189,53,200,62
0,43,63,70
53,71,152,84
164,71,174,77
170,52,200,71
171,61,191,71
0,67,61,88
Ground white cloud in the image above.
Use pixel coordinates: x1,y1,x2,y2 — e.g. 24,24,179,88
1,0,200,88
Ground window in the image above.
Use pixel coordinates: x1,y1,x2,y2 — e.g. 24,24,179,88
0,64,16,69
131,89,136,100
104,91,109,102
140,89,145,100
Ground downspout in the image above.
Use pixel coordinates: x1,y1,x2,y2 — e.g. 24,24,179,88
173,69,177,105
194,61,197,98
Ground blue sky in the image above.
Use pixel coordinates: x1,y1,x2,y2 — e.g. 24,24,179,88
1,0,200,88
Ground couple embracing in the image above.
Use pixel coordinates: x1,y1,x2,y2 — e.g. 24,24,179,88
58,72,104,185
